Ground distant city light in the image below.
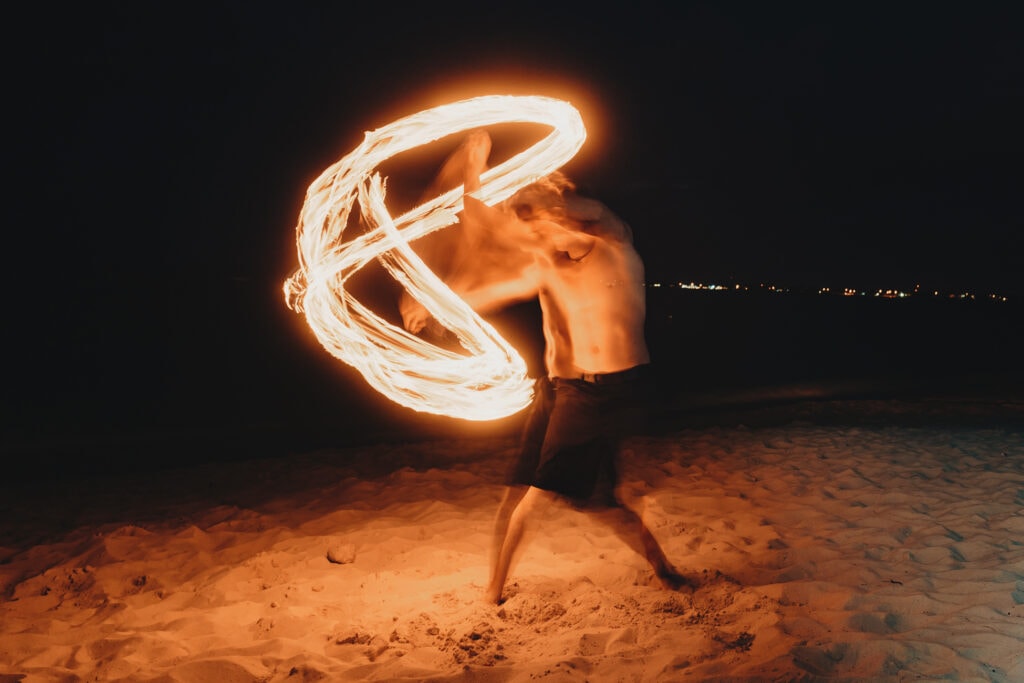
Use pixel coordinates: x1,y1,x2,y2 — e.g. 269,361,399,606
645,279,1010,303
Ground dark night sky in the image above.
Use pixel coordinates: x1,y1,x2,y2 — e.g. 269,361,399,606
5,3,1022,461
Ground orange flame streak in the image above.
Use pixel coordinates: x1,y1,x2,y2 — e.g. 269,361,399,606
283,95,587,420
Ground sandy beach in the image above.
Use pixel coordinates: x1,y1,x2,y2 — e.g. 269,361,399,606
2,388,1022,682
8,2,1023,680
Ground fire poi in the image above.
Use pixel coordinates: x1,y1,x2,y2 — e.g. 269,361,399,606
283,95,587,420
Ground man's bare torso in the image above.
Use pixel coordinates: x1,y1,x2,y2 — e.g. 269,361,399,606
535,224,650,378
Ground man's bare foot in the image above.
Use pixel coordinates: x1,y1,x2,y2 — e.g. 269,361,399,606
656,566,698,593
483,582,503,605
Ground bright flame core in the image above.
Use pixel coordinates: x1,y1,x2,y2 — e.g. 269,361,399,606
284,95,587,420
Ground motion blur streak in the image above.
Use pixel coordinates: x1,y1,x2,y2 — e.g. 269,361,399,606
284,96,586,420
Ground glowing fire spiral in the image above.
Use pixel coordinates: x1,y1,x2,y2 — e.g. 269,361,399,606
283,95,586,420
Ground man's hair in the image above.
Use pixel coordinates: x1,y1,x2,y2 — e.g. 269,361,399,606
505,171,576,222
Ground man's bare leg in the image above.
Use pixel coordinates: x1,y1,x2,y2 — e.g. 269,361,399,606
489,485,527,586
485,486,553,604
595,501,694,591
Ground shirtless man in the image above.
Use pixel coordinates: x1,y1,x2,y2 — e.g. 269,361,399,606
403,131,687,604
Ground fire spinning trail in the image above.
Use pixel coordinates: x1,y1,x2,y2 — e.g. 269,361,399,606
284,96,586,420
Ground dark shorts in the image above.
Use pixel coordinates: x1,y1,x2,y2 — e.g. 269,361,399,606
508,364,653,505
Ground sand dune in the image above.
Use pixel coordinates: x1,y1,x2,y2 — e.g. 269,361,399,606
2,395,1022,681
